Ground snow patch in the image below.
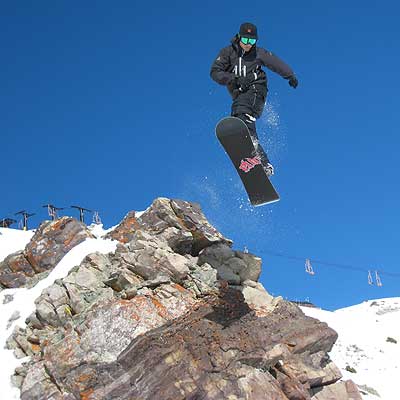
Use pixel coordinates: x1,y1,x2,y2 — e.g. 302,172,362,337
301,297,400,400
0,228,34,263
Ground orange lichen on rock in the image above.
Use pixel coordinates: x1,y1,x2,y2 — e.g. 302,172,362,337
80,388,95,400
31,344,40,353
108,212,141,243
151,297,169,319
77,373,95,383
171,283,187,293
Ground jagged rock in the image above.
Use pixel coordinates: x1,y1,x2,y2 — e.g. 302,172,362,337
236,251,262,281
6,326,38,358
0,217,93,289
83,252,111,272
157,226,193,255
105,210,141,243
3,197,362,399
12,363,30,390
35,298,60,327
137,275,171,289
0,271,28,288
21,361,62,400
118,230,191,283
26,217,93,272
59,289,338,400
168,199,232,254
25,312,45,330
275,367,311,400
241,280,275,309
107,198,232,255
104,270,140,292
121,286,137,300
62,283,86,315
198,243,262,284
280,352,342,388
41,284,196,383
64,265,105,289
41,284,70,309
0,251,35,279
311,379,362,399
185,262,219,296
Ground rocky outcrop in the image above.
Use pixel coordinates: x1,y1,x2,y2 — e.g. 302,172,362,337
4,198,362,399
0,217,93,289
106,198,232,255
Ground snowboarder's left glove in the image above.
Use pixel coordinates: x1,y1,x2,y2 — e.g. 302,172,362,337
286,75,298,89
237,74,256,92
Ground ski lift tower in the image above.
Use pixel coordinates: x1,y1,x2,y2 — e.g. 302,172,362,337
71,205,92,224
42,204,64,221
0,218,17,228
14,210,35,231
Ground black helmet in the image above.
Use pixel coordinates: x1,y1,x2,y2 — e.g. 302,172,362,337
239,22,258,39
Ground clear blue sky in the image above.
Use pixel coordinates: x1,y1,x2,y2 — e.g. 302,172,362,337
1,1,399,310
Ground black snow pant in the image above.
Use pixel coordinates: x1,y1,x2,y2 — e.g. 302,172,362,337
231,84,270,164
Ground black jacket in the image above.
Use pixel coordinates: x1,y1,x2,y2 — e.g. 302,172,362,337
210,35,294,97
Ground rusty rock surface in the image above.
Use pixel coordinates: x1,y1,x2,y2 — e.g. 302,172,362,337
0,217,92,289
25,217,93,272
3,198,362,399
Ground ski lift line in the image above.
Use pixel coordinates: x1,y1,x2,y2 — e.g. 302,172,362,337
263,250,400,278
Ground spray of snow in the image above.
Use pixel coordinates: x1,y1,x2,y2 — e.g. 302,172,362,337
259,93,288,165
0,228,118,399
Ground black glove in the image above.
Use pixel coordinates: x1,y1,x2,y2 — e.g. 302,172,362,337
237,74,256,92
286,75,298,89
227,75,240,98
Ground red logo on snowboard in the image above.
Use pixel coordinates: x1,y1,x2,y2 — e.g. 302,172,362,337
239,156,261,173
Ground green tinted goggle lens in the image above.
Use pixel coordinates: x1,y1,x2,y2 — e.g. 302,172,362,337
241,37,257,45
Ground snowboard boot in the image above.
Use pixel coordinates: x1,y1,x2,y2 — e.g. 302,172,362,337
263,162,275,176
248,137,274,176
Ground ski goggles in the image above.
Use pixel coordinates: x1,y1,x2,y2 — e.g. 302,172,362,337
240,37,257,45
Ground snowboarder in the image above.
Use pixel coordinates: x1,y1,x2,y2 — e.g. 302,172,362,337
210,22,298,176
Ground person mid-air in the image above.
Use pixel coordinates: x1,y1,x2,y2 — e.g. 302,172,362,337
210,22,298,176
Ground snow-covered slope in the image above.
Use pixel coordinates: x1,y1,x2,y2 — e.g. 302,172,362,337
0,226,118,400
0,228,34,262
301,298,400,400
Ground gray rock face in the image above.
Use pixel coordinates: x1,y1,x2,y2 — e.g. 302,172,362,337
198,243,262,284
120,230,191,283
4,198,362,400
106,198,232,255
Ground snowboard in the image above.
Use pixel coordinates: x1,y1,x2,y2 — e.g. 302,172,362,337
215,116,279,206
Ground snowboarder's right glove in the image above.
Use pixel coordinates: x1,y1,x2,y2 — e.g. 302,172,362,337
227,75,241,98
237,74,256,92
286,75,298,89
227,74,239,88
